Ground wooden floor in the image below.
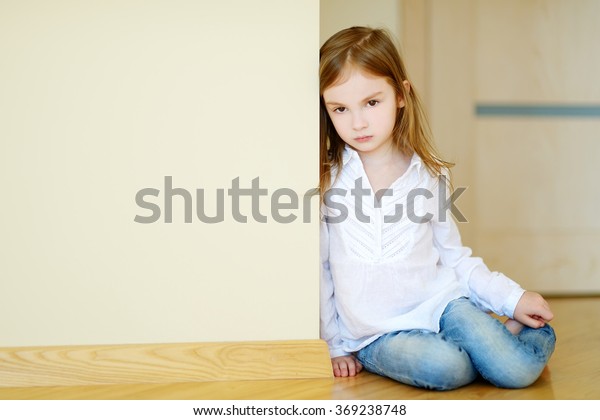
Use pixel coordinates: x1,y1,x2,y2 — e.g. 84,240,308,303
1,297,598,400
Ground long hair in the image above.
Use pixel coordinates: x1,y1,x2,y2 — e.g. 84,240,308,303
319,26,453,195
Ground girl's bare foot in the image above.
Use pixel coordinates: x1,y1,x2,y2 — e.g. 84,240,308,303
504,318,524,335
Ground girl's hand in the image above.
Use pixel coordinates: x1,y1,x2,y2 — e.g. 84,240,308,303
513,291,554,329
331,355,363,377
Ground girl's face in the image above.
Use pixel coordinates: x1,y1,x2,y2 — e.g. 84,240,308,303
322,68,404,158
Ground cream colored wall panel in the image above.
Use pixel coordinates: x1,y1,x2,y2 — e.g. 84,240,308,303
426,0,478,246
402,0,600,294
472,0,600,294
475,119,600,231
475,0,600,102
0,0,319,347
474,231,600,294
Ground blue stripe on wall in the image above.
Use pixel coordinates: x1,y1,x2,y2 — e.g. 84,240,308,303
475,104,600,118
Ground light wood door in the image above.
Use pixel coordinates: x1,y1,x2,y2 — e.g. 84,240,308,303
403,0,600,294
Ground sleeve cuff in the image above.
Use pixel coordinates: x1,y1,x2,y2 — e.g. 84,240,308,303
329,347,351,358
502,287,526,319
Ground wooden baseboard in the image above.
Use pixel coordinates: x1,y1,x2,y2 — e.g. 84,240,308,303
0,339,333,388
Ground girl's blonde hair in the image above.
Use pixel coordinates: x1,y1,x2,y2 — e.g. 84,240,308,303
320,26,453,195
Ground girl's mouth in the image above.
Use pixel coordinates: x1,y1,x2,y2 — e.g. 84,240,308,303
355,136,372,143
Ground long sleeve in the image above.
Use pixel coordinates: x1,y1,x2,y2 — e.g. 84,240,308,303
431,178,524,318
320,217,350,358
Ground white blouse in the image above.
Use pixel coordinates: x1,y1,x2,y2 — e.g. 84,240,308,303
320,146,524,358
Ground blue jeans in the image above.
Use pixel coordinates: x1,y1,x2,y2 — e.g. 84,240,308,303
356,297,556,390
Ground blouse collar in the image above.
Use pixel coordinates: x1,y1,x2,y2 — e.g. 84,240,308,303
342,144,423,173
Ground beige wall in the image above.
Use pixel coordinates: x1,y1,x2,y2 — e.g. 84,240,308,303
320,0,402,46
0,0,319,347
403,0,600,294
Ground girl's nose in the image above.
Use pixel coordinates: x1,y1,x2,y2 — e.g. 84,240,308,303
352,111,368,131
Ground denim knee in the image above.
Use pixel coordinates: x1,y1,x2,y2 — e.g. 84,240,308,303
440,299,557,389
489,323,556,389
412,344,477,391
357,330,477,391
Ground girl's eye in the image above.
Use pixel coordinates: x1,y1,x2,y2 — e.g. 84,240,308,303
333,107,347,113
367,100,379,107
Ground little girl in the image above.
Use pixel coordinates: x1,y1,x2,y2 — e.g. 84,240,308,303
319,26,556,390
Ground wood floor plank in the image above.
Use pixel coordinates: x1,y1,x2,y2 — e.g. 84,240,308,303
0,340,332,388
0,297,598,400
